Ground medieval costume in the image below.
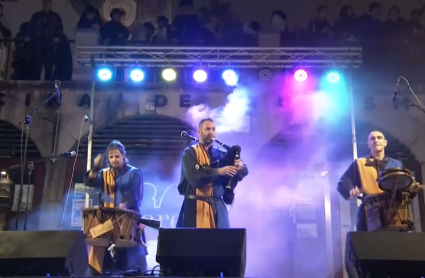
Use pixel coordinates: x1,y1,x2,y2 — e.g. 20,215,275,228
84,164,147,275
176,144,248,228
337,155,416,231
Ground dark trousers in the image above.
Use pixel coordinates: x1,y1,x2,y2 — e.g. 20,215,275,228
33,44,56,80
356,205,368,231
88,245,148,276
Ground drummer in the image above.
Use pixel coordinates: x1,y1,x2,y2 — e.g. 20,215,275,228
337,130,421,231
84,140,147,275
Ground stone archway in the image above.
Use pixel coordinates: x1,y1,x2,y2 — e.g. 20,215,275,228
77,114,195,166
0,119,41,158
258,119,420,170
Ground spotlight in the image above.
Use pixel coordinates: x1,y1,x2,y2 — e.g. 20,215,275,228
162,68,177,81
97,68,113,81
222,70,238,86
130,69,145,82
294,69,308,82
193,70,207,83
326,72,341,83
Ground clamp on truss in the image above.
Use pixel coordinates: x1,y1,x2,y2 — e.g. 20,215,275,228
76,46,362,68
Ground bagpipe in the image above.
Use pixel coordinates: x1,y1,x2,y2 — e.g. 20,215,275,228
181,131,242,205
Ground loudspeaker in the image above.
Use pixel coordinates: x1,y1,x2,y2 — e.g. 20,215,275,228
346,232,425,277
156,228,246,277
0,230,88,276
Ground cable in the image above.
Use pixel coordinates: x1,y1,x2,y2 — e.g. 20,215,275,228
398,76,425,109
59,113,86,230
150,265,160,276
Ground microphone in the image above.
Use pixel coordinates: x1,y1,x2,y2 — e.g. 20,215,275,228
393,77,400,102
181,131,199,142
53,151,77,158
54,80,61,105
233,145,241,160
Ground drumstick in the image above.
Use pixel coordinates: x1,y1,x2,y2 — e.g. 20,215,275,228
139,218,161,230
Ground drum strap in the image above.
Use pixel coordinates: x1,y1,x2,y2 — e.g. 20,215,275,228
191,144,216,228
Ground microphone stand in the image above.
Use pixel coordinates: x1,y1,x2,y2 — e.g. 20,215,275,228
396,76,425,116
15,90,58,231
410,102,425,114
23,161,34,231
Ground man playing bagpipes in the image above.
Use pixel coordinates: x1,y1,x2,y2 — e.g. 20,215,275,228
84,140,147,275
176,118,249,228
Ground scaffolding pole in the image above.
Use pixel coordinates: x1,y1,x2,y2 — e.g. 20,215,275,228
85,72,96,208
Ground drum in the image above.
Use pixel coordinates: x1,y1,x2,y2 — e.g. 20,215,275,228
82,207,140,248
377,167,413,192
363,193,413,232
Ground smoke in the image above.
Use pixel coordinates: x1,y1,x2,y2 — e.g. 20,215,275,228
185,86,251,133
227,135,353,278
6,199,70,231
157,80,355,277
8,79,357,277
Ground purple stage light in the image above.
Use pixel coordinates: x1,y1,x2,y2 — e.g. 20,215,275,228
294,69,308,82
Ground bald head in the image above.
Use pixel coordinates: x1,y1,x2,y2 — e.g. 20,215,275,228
367,130,387,156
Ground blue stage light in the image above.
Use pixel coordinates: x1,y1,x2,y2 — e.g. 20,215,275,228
326,72,341,83
97,68,113,81
222,70,238,86
130,69,145,82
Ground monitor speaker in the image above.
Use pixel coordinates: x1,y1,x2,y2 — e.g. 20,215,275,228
346,231,425,277
0,230,88,276
156,228,246,277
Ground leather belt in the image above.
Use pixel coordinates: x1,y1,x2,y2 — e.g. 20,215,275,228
185,194,220,215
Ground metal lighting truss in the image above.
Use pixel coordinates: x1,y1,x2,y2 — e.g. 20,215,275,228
76,46,362,68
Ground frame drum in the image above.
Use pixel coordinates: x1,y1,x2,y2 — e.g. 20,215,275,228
377,167,413,192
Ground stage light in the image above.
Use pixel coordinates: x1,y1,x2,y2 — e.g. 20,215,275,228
130,69,145,82
222,70,238,86
193,70,207,83
162,68,177,81
327,72,341,83
294,69,308,82
97,68,113,81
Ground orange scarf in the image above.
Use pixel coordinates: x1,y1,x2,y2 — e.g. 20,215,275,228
356,157,384,195
88,169,116,273
192,144,216,228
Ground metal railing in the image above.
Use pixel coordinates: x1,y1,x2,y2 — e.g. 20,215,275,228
0,38,75,80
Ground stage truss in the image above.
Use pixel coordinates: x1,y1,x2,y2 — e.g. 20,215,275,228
76,46,362,68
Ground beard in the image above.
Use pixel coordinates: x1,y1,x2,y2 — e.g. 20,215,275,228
110,161,122,169
201,137,213,145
